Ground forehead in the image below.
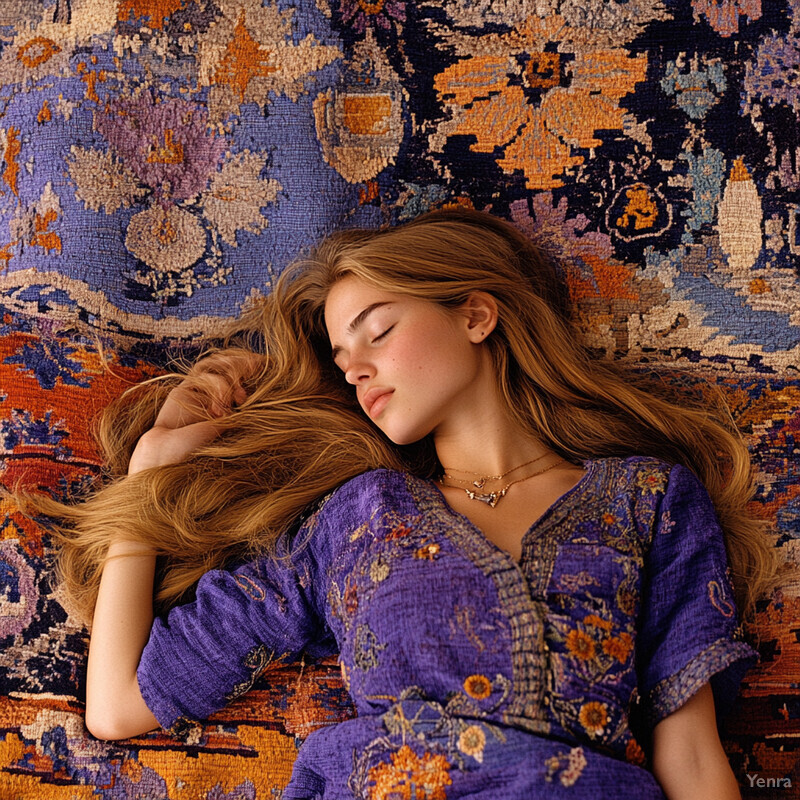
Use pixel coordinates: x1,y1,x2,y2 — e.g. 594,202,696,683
324,275,396,334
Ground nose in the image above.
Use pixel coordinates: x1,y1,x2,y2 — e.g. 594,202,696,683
343,350,375,386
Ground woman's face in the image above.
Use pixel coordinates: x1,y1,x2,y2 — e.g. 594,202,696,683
324,275,491,445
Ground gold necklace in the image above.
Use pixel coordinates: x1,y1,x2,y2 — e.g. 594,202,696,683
438,458,566,508
440,452,549,489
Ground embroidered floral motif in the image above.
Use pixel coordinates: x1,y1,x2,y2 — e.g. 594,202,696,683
414,542,440,560
602,633,634,664
378,688,508,772
583,614,613,632
227,644,276,701
625,736,647,766
354,623,386,671
457,725,486,763
370,556,391,583
552,608,636,684
635,469,668,495
566,629,597,660
616,578,639,617
366,745,452,800
544,746,588,787
463,674,492,700
578,701,609,737
386,523,413,541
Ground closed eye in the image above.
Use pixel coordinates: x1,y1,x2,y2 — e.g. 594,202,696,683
372,325,395,343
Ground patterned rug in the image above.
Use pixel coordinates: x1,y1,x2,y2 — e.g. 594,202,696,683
1,1,798,798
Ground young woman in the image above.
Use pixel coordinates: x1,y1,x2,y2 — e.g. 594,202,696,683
48,208,779,799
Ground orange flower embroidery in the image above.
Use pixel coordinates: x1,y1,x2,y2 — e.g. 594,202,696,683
414,543,440,560
367,745,452,800
463,674,492,700
566,629,596,660
583,614,613,632
578,701,609,737
386,523,413,540
625,736,647,766
602,633,633,664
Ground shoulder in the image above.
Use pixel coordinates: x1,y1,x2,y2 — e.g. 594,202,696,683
588,455,710,492
322,467,412,507
588,455,713,504
587,455,675,496
301,468,414,534
274,469,413,585
593,457,721,551
585,457,707,544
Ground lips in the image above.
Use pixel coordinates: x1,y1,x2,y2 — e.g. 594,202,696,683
363,387,394,418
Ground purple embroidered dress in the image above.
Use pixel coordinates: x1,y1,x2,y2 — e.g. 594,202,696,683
137,457,757,798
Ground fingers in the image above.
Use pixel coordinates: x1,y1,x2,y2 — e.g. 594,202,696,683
128,420,227,474
129,351,265,473
190,350,265,384
154,351,265,430
154,376,233,429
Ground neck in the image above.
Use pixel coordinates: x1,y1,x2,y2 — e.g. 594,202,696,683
432,380,551,477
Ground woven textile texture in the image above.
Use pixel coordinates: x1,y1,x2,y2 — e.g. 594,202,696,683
0,1,798,798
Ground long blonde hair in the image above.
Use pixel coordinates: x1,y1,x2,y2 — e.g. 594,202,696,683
39,208,780,624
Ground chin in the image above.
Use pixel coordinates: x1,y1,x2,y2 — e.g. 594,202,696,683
377,423,430,447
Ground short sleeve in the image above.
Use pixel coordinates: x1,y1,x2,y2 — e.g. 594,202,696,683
137,505,337,731
635,463,758,728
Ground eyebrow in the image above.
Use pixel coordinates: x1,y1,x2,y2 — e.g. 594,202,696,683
330,301,393,361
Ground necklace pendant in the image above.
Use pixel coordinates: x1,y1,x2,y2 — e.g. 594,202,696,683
472,478,486,489
465,489,504,508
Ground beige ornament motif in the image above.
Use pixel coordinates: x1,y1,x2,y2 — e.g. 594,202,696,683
201,151,282,247
125,205,207,274
198,0,342,123
717,158,762,271
314,33,405,184
68,147,148,215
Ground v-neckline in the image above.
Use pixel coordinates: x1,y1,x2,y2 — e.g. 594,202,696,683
427,460,596,566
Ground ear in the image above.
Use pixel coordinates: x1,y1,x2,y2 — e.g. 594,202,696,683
458,291,498,343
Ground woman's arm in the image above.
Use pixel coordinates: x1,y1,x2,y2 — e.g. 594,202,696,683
651,682,741,800
84,538,159,739
85,357,255,740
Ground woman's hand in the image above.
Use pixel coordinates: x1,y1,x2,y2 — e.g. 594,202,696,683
128,352,262,474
